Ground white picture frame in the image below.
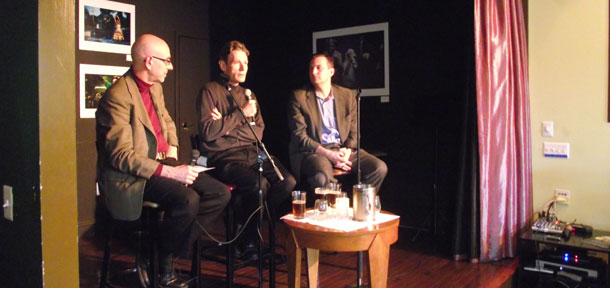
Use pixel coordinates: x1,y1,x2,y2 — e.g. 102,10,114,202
79,64,129,118
313,22,390,97
79,0,135,54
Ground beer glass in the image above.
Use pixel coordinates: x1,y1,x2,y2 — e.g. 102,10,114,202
291,191,306,219
326,182,342,208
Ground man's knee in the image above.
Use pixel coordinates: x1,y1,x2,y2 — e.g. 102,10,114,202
184,191,201,217
283,174,297,192
307,171,329,189
218,186,231,206
376,160,388,178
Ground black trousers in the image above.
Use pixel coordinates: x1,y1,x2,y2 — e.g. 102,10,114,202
300,148,387,193
209,145,296,241
143,159,230,257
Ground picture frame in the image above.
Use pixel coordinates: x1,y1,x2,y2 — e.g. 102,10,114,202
79,64,129,118
313,22,389,97
79,0,135,54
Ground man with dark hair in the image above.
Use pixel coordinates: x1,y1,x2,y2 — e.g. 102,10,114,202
198,40,296,259
288,53,387,193
96,34,230,288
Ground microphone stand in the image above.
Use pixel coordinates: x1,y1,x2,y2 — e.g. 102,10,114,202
226,85,283,288
354,88,367,288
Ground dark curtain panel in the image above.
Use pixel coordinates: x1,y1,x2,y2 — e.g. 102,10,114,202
452,44,480,262
474,0,533,261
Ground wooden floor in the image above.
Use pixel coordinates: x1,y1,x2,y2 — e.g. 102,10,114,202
80,220,518,288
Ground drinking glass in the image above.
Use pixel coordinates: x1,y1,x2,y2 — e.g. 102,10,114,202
314,187,327,201
335,192,350,220
314,199,328,221
326,183,342,208
291,191,306,219
374,195,381,218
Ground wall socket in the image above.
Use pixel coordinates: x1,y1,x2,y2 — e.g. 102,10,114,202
555,189,570,204
3,185,14,221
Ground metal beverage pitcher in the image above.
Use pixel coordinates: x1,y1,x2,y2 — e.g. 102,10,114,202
352,184,376,222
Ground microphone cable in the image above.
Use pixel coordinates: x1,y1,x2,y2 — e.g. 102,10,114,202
194,204,264,245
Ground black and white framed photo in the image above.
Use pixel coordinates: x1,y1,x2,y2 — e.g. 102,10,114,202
79,64,129,118
79,0,135,54
313,22,389,98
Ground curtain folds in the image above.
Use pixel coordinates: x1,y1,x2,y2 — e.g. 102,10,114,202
474,0,533,261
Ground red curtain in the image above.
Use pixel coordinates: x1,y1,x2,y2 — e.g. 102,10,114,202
474,0,532,261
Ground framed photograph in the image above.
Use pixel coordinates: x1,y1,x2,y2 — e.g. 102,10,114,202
79,0,135,54
313,22,389,97
79,64,129,118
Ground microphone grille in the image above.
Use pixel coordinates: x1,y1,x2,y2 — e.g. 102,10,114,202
245,89,252,100
191,149,200,158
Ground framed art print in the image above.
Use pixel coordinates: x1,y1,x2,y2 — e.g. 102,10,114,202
79,64,129,118
313,22,390,98
79,0,135,54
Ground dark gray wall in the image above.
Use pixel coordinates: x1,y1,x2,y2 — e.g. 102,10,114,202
209,0,475,236
0,1,42,287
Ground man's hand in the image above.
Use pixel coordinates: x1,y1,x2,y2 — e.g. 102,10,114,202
160,165,207,185
338,147,352,162
317,146,352,171
211,107,222,120
335,147,353,171
242,100,257,118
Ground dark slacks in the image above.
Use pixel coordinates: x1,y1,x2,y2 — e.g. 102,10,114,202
210,145,296,240
300,148,387,193
143,159,230,257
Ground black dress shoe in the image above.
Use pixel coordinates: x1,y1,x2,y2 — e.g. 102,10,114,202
136,247,150,287
234,241,259,261
159,253,190,288
159,274,190,288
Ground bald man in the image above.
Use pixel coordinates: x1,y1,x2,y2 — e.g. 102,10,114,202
96,34,230,287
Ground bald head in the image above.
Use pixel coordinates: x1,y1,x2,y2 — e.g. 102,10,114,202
131,34,173,83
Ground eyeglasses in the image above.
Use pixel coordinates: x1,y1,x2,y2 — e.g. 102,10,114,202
150,56,172,66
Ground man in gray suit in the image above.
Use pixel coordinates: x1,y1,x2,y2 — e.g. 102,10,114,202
96,34,229,287
288,54,387,193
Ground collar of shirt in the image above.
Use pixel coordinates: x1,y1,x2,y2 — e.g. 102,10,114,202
133,72,153,94
315,89,334,103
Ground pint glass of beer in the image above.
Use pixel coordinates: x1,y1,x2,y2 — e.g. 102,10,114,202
291,191,306,219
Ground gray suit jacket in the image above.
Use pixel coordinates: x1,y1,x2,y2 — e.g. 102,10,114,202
287,84,357,180
95,70,178,221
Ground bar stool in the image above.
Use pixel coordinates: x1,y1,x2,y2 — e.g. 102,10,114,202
190,134,276,287
200,185,277,288
99,201,201,288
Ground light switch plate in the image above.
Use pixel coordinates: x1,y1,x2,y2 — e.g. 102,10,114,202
3,185,13,221
542,121,553,137
543,142,569,158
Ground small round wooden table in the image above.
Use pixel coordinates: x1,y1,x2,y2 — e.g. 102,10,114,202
283,212,400,288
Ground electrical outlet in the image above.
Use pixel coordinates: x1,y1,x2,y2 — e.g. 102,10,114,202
555,189,570,204
3,185,14,221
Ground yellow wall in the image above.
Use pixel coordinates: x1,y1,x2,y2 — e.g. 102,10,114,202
529,1,610,230
39,0,79,286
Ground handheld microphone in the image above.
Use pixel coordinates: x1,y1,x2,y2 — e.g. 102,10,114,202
244,89,255,125
190,149,200,166
245,88,252,100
